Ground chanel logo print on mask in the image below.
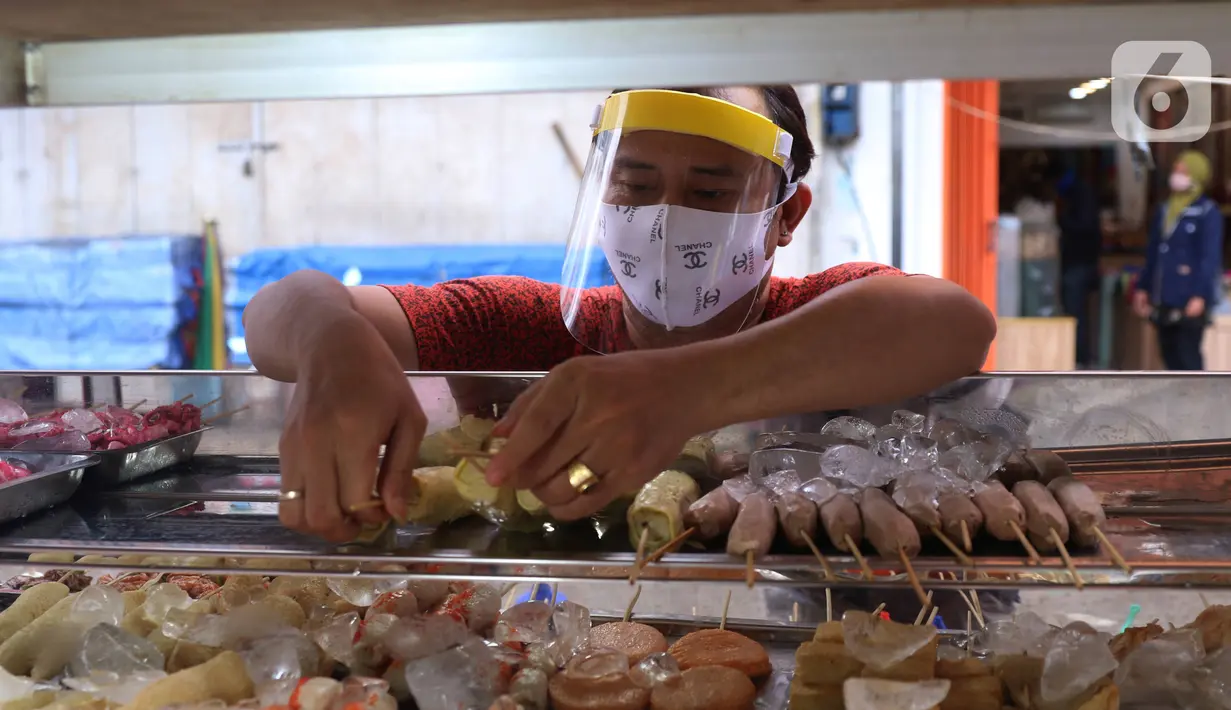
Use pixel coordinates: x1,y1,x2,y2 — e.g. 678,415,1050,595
599,202,778,329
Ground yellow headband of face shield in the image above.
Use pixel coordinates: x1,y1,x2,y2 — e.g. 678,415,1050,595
591,90,795,176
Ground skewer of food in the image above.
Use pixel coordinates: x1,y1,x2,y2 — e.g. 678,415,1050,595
0,395,229,453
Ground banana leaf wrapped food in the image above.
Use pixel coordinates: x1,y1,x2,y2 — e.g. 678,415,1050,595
627,470,701,551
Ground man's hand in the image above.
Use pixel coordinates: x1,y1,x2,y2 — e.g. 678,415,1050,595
1132,290,1152,319
483,351,711,521
1186,296,1206,318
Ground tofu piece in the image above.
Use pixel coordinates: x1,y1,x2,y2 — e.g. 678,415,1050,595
788,678,845,710
795,641,866,686
939,676,1003,710
936,658,992,680
814,621,845,643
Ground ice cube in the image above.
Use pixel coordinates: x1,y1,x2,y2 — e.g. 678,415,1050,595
547,600,591,664
971,612,1056,657
762,469,804,498
841,611,937,671
70,585,125,628
800,477,839,506
405,638,503,710
844,678,951,710
0,665,35,702
336,676,396,710
721,475,759,503
0,399,27,426
821,445,879,489
1115,629,1204,705
383,615,470,663
6,420,53,437
218,581,268,613
61,408,103,433
161,607,200,640
1039,624,1120,704
70,623,165,677
366,589,419,620
565,648,630,679
327,577,409,608
937,445,991,483
630,652,681,688
927,418,976,451
509,668,549,710
16,430,91,452
899,435,938,470
820,416,877,442
892,410,927,434
312,611,362,666
495,602,556,645
748,448,822,483
62,670,166,706
143,583,193,624
890,472,941,526
240,631,316,704
1188,648,1231,709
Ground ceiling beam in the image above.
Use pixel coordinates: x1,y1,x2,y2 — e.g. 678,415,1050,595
30,3,1231,106
0,0,1200,42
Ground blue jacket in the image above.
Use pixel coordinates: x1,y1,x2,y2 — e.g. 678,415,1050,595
1140,196,1224,308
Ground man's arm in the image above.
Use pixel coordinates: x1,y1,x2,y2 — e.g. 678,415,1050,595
243,270,418,382
681,274,997,429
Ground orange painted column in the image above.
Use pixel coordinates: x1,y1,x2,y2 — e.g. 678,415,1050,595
943,80,1000,370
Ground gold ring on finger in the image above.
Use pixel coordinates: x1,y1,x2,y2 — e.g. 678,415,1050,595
567,462,600,495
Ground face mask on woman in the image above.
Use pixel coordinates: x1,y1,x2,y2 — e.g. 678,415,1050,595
1170,172,1193,192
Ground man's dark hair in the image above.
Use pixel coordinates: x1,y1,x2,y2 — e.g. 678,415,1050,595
608,86,816,183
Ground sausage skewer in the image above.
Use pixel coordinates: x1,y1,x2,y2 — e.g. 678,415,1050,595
972,481,1041,564
726,492,775,589
817,493,872,579
1048,475,1131,574
1014,480,1081,587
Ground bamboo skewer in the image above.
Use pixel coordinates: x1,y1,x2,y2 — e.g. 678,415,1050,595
624,584,642,623
792,602,800,624
960,519,973,554
202,405,250,427
845,534,874,581
630,527,650,585
930,527,975,567
1008,520,1042,564
898,547,929,608
643,527,696,565
802,535,836,580
913,591,935,625
826,588,833,624
200,396,223,410
1050,528,1082,590
720,589,733,631
550,583,560,607
926,606,939,626
745,550,756,589
1200,593,1212,609
1091,526,1132,575
126,399,148,412
872,603,887,616
966,611,973,657
176,394,194,404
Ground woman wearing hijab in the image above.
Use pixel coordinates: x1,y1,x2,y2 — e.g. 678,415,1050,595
1133,150,1225,370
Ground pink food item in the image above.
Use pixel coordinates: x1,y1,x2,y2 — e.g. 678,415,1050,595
0,459,32,483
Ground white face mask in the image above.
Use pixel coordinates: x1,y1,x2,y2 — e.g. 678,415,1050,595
598,192,793,329
1170,173,1193,192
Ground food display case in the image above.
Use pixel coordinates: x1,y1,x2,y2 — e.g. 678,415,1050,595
0,370,1228,709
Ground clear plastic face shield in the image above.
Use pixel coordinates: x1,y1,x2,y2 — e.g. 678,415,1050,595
560,90,797,353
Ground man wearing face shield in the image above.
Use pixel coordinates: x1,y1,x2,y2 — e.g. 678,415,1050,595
244,86,997,542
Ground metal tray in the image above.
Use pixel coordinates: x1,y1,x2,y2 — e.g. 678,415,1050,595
79,427,211,489
0,452,94,525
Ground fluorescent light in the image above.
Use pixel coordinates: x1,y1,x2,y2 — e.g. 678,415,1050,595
1070,87,1089,99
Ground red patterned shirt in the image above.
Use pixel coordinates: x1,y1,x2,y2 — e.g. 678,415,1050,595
383,262,901,371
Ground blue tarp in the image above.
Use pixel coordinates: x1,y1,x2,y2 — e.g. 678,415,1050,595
0,235,202,370
225,245,614,366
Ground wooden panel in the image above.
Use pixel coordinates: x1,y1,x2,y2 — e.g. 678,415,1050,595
262,99,380,247
995,317,1076,370
0,108,23,237
423,95,503,242
21,108,78,237
76,106,136,235
944,80,1000,367
133,105,194,234
0,0,1192,41
185,103,266,258
373,97,439,244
